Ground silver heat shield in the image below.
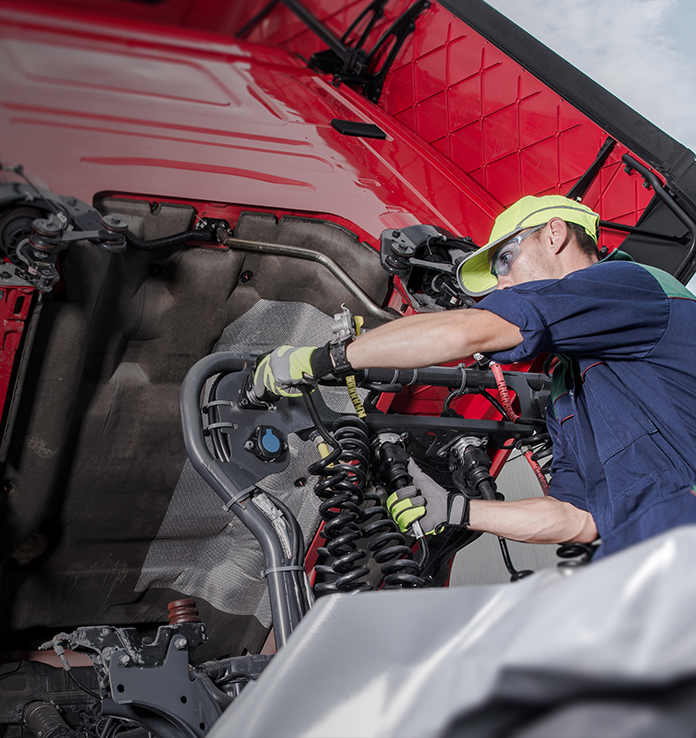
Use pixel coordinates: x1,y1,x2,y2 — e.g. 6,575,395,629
136,300,359,626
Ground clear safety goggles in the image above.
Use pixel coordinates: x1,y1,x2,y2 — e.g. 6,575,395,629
490,224,545,278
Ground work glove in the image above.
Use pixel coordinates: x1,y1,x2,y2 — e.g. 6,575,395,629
253,344,335,398
386,459,470,535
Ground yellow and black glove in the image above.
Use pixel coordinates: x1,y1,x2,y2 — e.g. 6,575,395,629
387,459,470,535
253,344,337,398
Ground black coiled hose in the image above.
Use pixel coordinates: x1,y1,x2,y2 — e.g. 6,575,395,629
309,416,373,595
360,490,424,588
556,542,598,567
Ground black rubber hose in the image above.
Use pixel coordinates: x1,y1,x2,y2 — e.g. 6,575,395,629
124,228,213,251
24,701,79,738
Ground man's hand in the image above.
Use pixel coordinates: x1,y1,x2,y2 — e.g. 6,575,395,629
386,459,470,535
253,345,319,398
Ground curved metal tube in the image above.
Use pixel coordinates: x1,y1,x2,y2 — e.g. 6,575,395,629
622,154,696,280
218,230,397,322
180,352,305,649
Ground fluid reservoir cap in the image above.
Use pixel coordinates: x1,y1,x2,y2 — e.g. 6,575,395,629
262,427,281,453
246,425,286,462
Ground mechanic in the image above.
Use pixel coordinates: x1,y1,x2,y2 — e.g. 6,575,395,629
255,195,696,561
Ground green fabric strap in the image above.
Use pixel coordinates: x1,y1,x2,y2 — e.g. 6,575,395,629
550,353,581,418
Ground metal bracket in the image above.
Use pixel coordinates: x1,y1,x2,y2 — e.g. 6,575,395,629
309,0,431,102
107,636,222,738
238,0,429,103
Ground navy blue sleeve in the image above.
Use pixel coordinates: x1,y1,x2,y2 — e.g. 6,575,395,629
473,262,670,364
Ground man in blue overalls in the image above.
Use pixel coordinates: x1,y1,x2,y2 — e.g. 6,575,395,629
256,195,696,561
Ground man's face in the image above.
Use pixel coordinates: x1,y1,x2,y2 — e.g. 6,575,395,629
493,224,554,289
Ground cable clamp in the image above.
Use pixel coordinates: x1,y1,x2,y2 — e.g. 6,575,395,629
406,368,419,386
206,421,238,431
222,486,253,511
261,565,306,578
457,363,468,394
203,400,235,412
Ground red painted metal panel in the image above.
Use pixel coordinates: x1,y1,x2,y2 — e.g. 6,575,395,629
0,2,501,246
229,0,654,244
0,286,34,419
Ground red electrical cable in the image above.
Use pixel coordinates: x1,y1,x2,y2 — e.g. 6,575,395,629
490,362,520,423
490,363,550,494
524,449,550,495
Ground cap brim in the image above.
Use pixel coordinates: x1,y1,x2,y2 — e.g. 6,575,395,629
456,242,500,297
457,223,536,297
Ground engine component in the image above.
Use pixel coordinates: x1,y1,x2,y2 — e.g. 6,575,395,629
450,437,534,582
168,599,201,625
245,425,287,462
23,701,77,738
368,432,426,588
45,623,223,738
380,224,478,310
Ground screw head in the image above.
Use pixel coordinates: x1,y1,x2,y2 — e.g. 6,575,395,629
173,636,188,650
32,218,61,237
101,215,129,232
243,440,255,451
118,654,131,666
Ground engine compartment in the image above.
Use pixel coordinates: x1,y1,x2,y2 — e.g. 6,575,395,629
0,195,391,661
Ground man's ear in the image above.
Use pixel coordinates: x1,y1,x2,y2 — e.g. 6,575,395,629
546,217,568,255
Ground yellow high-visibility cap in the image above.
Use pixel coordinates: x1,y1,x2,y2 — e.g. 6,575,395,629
457,195,599,296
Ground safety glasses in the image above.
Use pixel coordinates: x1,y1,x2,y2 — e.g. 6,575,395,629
490,224,545,278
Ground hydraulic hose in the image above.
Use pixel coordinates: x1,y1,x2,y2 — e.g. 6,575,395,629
124,228,213,251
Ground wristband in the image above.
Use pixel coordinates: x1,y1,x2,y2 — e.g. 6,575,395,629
447,494,470,528
328,339,354,378
309,344,334,378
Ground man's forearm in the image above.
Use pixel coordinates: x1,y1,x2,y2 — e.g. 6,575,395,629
468,496,598,545
346,309,522,370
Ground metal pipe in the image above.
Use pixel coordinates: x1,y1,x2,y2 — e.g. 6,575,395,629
622,154,696,281
180,353,302,648
218,229,397,322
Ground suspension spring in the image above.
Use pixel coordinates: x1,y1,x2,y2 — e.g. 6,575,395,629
310,417,373,595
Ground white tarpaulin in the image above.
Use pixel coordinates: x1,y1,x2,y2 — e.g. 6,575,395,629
211,525,696,738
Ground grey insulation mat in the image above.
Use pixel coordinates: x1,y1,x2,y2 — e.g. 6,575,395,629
136,300,358,625
211,524,696,738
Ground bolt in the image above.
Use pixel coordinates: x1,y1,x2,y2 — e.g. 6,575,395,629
243,440,255,451
392,230,401,238
118,654,131,666
101,215,129,232
32,218,61,237
101,628,110,636
173,636,188,650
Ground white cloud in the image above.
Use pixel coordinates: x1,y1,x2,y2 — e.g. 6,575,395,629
485,0,696,153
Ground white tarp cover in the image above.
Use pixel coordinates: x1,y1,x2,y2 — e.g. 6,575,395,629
210,525,696,738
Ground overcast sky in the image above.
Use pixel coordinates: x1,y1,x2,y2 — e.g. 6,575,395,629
486,0,696,154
